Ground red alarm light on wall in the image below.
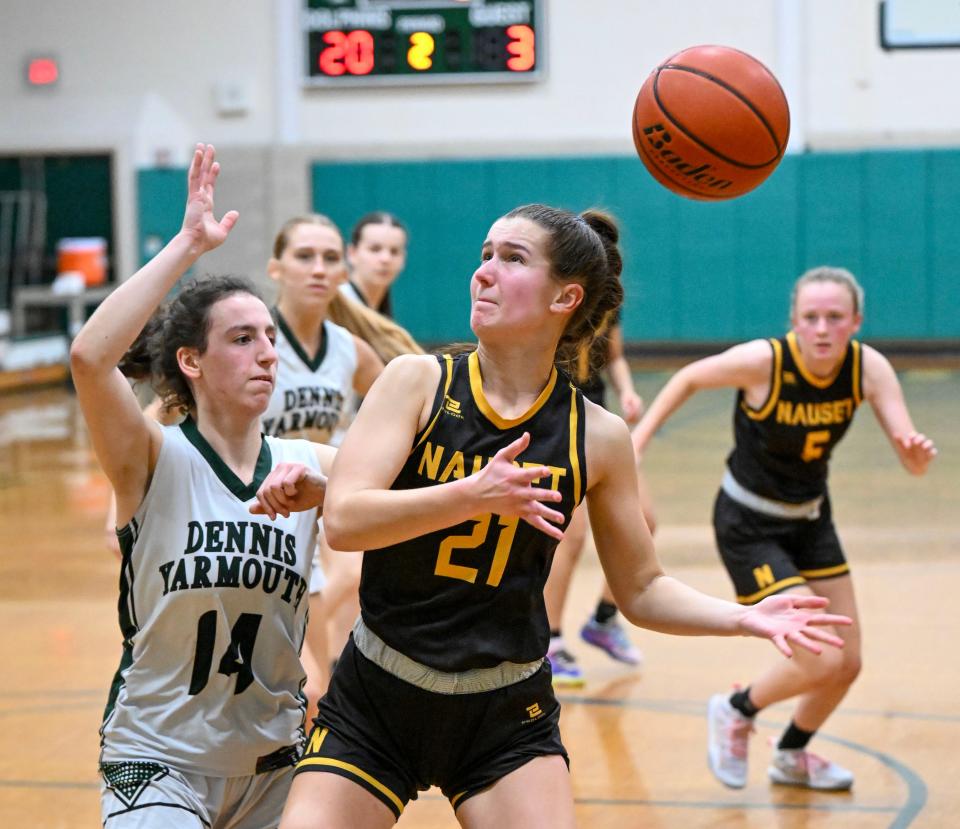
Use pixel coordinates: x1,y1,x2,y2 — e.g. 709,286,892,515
26,57,59,87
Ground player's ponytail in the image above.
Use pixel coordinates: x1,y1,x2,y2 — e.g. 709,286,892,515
327,292,423,362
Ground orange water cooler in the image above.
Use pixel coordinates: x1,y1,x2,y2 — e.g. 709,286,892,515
56,238,107,286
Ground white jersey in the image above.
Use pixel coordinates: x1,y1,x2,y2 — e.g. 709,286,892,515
100,421,321,777
261,313,357,444
339,281,364,307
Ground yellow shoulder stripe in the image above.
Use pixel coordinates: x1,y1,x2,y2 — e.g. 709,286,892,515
741,338,782,421
568,385,582,505
852,340,862,406
414,354,455,450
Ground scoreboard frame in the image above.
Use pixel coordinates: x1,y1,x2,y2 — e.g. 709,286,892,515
303,0,545,87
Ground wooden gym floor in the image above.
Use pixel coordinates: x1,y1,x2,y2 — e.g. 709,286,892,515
0,367,957,828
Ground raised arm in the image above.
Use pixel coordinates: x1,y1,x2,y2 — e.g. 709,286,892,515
586,405,849,655
70,144,237,520
604,324,643,425
631,339,773,456
861,345,937,475
323,354,565,551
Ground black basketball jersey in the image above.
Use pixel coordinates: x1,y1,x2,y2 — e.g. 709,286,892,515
727,332,863,503
359,350,588,672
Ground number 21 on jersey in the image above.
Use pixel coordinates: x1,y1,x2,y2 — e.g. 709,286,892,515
434,513,520,588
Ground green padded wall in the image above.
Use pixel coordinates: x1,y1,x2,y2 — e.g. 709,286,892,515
137,168,187,266
311,149,960,345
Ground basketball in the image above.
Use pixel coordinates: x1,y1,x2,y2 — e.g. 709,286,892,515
632,45,790,200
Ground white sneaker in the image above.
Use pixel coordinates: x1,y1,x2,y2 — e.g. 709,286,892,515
707,693,755,788
768,748,854,791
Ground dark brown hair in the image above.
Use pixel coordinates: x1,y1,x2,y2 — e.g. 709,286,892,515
503,204,624,379
350,211,407,246
119,275,263,413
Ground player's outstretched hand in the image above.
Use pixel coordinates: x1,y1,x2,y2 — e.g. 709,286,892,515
250,462,327,520
897,430,937,476
738,594,852,658
467,431,565,540
181,143,239,254
620,390,644,425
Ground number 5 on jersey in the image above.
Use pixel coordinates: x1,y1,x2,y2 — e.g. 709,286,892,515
802,429,831,462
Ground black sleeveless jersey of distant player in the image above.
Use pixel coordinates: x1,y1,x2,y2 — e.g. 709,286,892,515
727,332,863,503
359,350,588,672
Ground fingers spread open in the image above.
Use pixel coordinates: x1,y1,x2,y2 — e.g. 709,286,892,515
771,633,792,659
808,613,852,627
787,595,829,610
524,514,565,541
188,145,204,193
519,465,552,485
801,627,846,648
786,629,822,656
530,501,565,525
497,432,531,463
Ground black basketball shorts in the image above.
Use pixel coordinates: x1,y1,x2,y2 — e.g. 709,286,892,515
712,489,850,605
294,636,568,819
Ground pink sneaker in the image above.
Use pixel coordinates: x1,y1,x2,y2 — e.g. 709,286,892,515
707,693,755,788
768,748,854,791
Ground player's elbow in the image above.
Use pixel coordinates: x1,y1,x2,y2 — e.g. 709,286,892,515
611,569,664,628
69,336,99,376
322,497,361,551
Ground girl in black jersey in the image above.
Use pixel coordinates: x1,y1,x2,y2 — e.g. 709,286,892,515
633,267,937,792
260,209,850,829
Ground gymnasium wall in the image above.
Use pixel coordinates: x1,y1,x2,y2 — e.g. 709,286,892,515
5,0,960,343
307,148,960,344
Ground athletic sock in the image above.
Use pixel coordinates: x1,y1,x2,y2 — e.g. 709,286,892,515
729,687,760,718
777,721,815,750
549,629,562,639
594,600,618,625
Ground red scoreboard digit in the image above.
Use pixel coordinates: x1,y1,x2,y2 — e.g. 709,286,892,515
304,1,542,85
318,29,376,76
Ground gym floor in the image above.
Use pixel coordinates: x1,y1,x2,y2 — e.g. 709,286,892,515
1,366,956,828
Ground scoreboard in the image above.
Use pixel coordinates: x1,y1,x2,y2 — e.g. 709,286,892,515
304,0,543,86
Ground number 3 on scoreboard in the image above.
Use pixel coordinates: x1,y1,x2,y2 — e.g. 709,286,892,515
434,513,520,587
505,24,535,72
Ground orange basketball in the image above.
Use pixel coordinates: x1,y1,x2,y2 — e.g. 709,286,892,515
632,45,790,200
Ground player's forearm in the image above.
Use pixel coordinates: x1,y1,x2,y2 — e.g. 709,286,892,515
621,574,744,637
606,357,634,399
324,476,484,551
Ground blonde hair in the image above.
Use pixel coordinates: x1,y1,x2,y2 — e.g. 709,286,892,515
327,292,423,361
791,266,865,316
273,215,422,362
272,214,340,259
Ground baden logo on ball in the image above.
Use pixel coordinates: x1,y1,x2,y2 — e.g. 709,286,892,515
633,45,791,200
